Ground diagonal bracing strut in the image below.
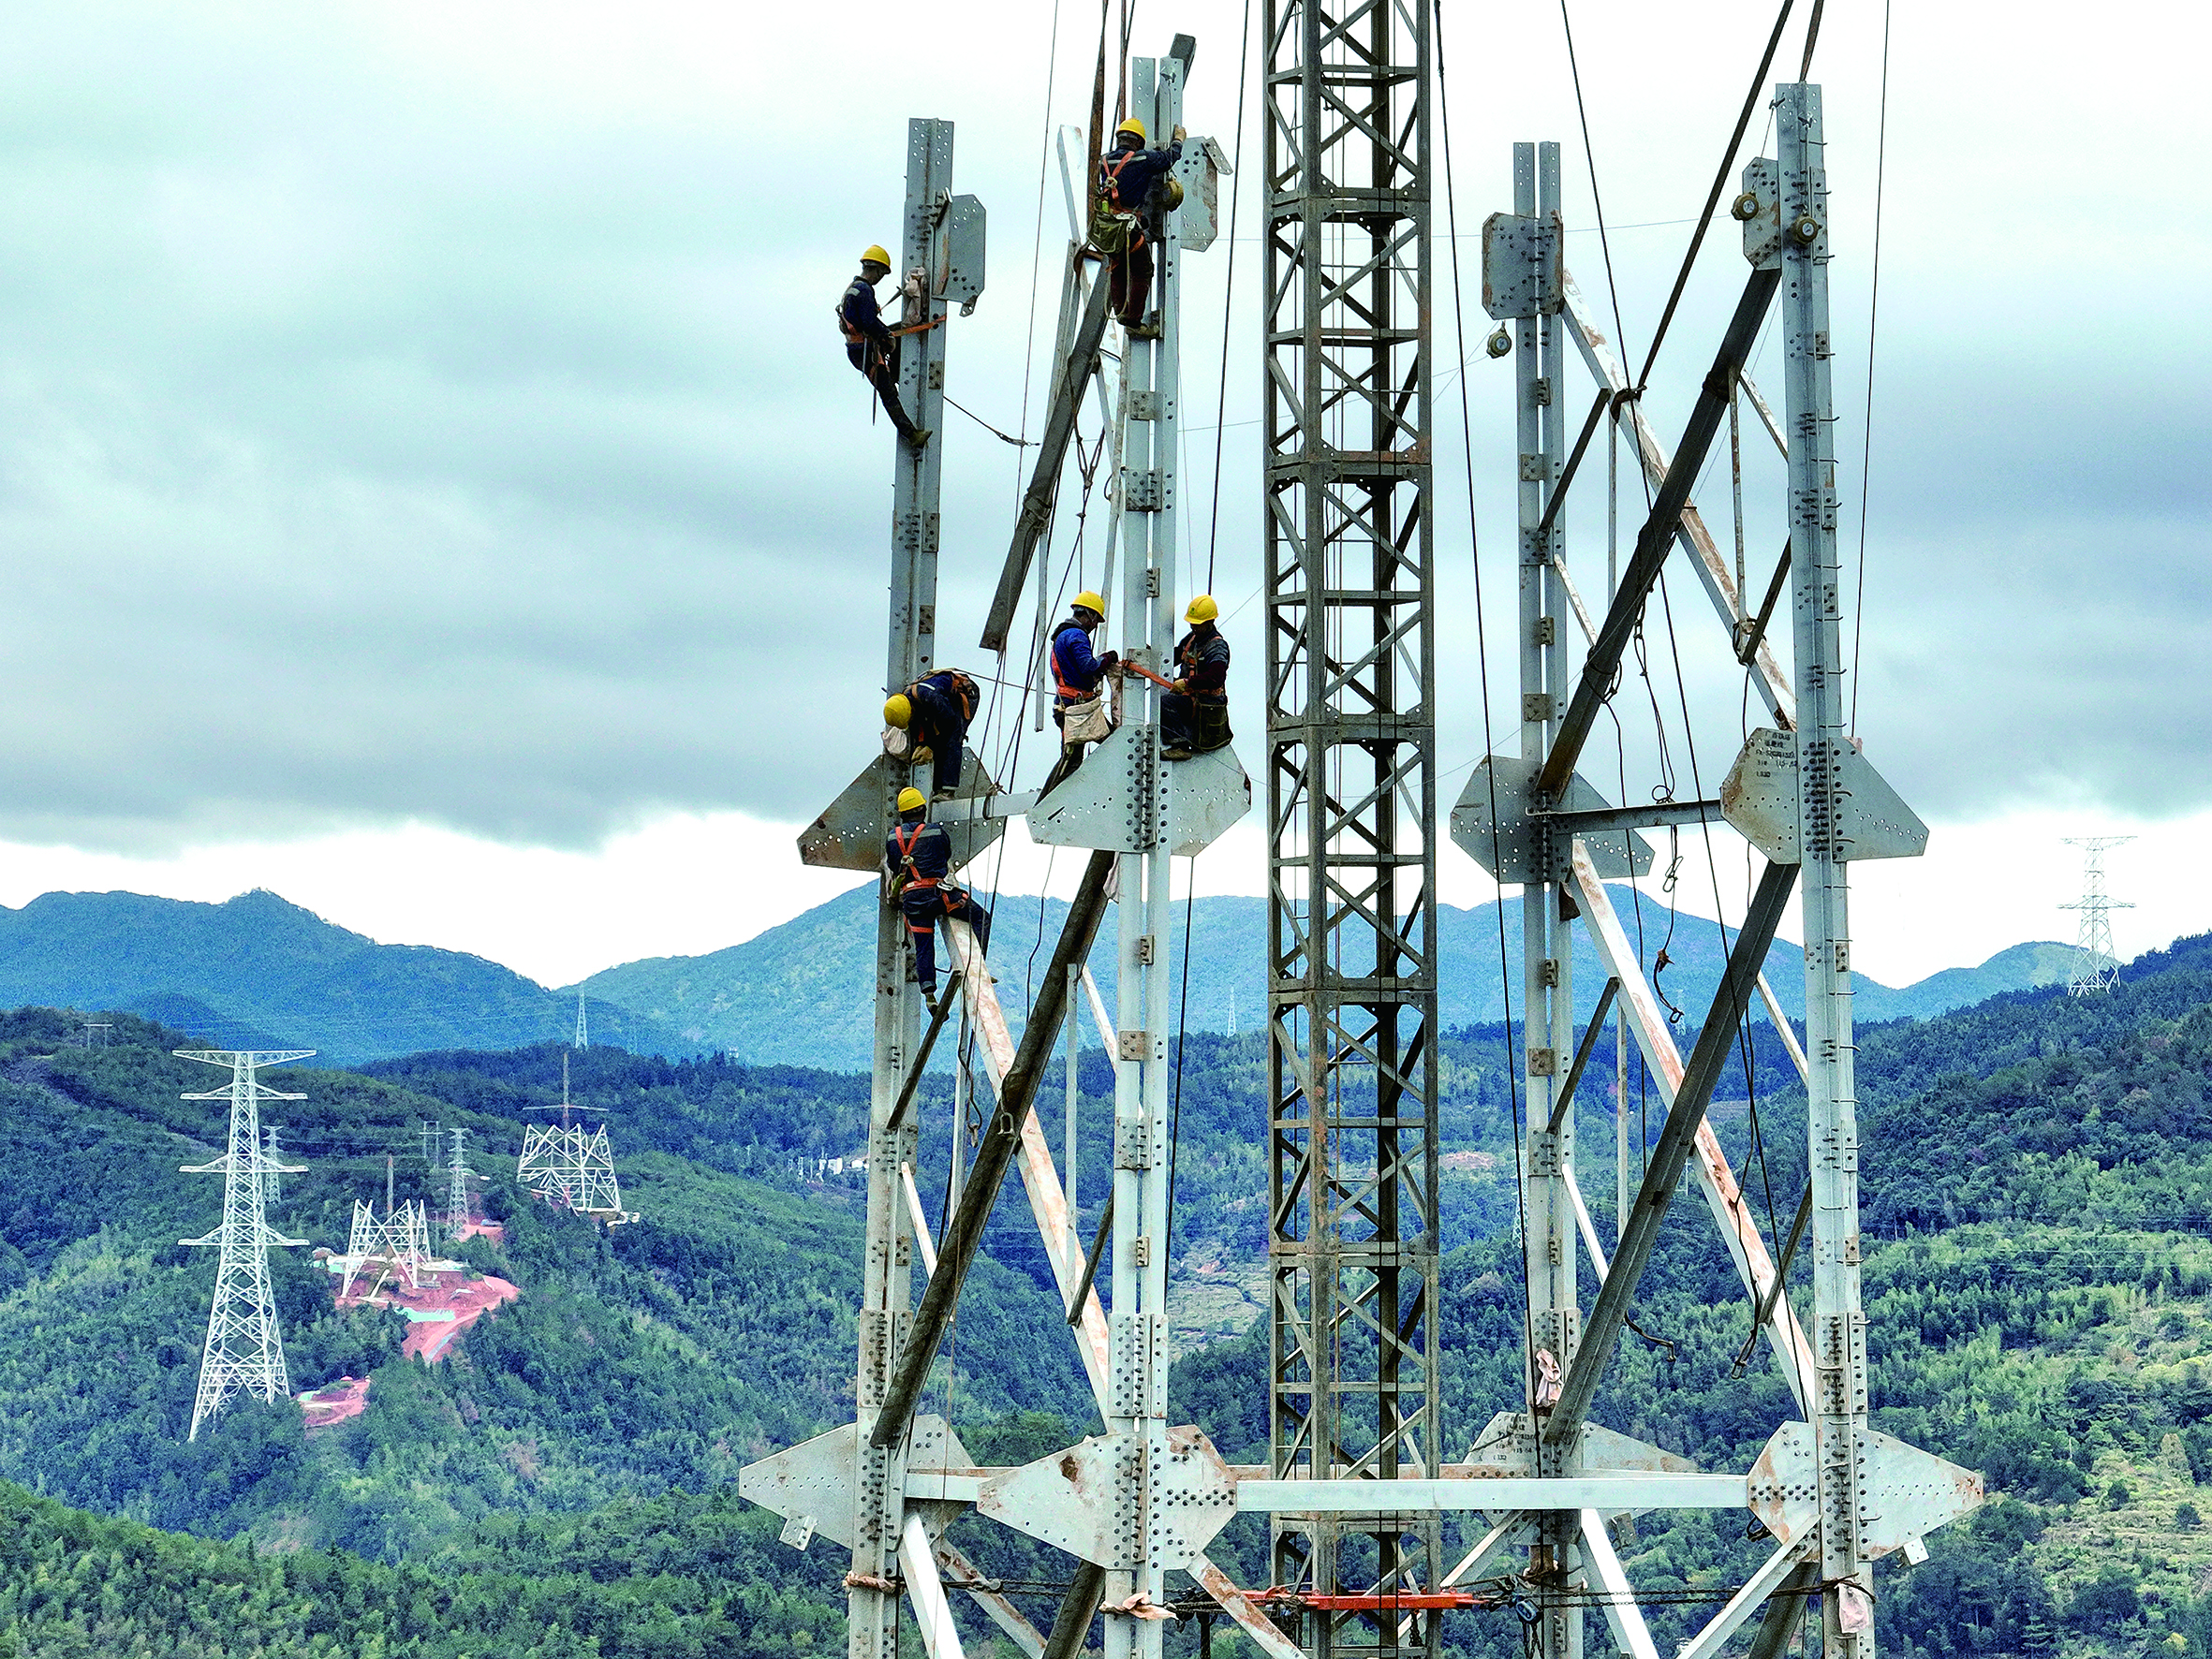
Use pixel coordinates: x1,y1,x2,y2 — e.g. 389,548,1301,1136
1541,857,1799,1451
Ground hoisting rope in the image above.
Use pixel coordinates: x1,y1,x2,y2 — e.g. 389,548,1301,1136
1849,0,1893,733
1630,0,1795,397
1435,0,1538,1399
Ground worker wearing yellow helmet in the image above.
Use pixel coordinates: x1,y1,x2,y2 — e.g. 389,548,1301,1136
882,668,981,800
837,243,930,448
1040,591,1122,796
1161,593,1232,760
884,785,991,1011
1093,116,1187,339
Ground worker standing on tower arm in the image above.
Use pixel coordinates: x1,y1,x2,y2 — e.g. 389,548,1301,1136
884,668,980,800
885,787,991,1009
838,245,931,448
1093,120,1185,337
1041,593,1119,795
1161,595,1231,760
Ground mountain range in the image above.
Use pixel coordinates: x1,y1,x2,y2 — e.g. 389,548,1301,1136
0,880,2079,1070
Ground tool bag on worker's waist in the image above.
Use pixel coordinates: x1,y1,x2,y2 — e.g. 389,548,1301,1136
1062,691,1115,745
1089,199,1138,257
1190,698,1232,752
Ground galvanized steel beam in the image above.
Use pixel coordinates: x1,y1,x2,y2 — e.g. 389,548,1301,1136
1262,1,1439,1653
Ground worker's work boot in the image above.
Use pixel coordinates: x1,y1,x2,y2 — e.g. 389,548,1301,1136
1124,317,1160,341
905,425,933,448
931,786,956,802
1160,746,1193,761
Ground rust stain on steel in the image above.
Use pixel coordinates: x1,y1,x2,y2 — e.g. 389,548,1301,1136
945,920,1111,1406
1571,844,1818,1409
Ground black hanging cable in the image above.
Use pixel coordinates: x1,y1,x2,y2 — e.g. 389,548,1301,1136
1166,859,1198,1261
1437,0,1538,1388
1557,2,1634,381
1850,0,1893,733
1203,0,1254,592
1632,0,1796,395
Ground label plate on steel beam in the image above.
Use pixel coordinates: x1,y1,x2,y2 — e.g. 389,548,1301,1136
1449,756,1652,884
1718,728,1928,863
1482,211,1562,320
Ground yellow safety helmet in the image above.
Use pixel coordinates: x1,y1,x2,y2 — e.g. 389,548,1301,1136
861,244,892,268
897,786,928,814
1116,118,1146,143
884,693,913,728
1072,591,1108,618
1185,594,1218,624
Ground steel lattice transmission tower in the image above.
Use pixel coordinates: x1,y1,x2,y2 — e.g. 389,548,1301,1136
1263,0,1440,1650
444,1127,475,1239
2062,836,2133,995
178,1049,312,1441
574,991,588,1049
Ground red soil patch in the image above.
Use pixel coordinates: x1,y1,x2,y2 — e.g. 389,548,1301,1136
297,1374,372,1430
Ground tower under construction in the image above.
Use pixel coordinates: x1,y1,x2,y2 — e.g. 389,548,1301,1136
178,1048,311,1442
518,1056,626,1219
738,21,1985,1659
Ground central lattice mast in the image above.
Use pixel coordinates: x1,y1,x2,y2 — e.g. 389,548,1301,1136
1263,0,1440,1650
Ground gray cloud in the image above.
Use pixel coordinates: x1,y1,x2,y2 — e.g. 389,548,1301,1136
0,2,2199,861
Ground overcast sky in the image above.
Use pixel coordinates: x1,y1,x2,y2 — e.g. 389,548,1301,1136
0,1,2201,991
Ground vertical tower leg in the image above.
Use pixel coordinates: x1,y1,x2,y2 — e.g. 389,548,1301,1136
852,116,956,1659
1776,81,1873,1655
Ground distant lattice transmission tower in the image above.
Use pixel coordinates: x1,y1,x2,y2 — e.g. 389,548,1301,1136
178,1049,312,1441
519,1055,624,1218
2062,836,2134,995
444,1127,476,1240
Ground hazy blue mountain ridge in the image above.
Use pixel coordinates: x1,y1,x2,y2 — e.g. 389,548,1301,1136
572,882,2076,1070
0,888,701,1066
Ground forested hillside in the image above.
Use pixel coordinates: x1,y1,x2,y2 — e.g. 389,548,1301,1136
3,936,2212,1655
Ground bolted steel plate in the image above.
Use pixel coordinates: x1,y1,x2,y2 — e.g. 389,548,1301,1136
797,752,1004,874
1719,728,1928,864
1449,756,1653,885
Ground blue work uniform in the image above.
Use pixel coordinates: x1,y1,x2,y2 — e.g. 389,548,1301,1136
1095,139,1184,326
837,272,919,439
1051,622,1110,711
904,668,978,795
1162,622,1231,753
885,815,992,998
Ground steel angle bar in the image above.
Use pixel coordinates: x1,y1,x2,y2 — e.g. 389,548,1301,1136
942,918,1110,1404
1736,370,1789,459
1040,1561,1106,1659
1674,1536,1817,1659
1543,858,1798,1450
1560,272,1792,726
1562,1166,1610,1282
984,259,1113,652
1438,1513,1534,1589
1743,1563,1820,1659
1537,265,1781,801
934,1538,1048,1659
1569,843,1817,1413
901,1165,939,1277
1578,1510,1660,1659
1194,1558,1305,1659
1546,977,1620,1134
1236,1475,1745,1513
872,852,1115,1448
900,1512,966,1659
886,973,966,1133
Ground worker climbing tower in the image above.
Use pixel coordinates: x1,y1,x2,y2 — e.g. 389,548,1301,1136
178,1049,311,1441
1261,0,1441,1649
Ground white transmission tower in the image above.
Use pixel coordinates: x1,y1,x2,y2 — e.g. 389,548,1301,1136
178,1049,312,1441
2062,836,2134,995
445,1127,474,1240
518,1053,624,1218
574,991,588,1050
